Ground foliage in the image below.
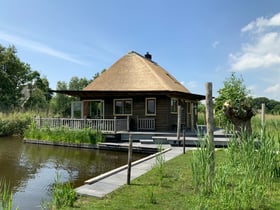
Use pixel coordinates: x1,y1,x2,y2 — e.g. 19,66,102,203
191,124,279,209
42,174,76,209
62,120,280,210
24,123,104,144
0,112,33,136
191,136,214,195
155,145,165,187
0,179,14,210
50,77,91,117
252,97,280,114
215,72,255,133
23,74,52,112
0,45,50,112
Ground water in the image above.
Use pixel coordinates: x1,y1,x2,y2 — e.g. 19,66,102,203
0,136,146,209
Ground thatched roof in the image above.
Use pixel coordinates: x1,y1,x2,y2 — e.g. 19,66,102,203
52,51,205,100
84,51,190,93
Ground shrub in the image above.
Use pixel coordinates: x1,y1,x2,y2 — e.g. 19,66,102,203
0,112,33,136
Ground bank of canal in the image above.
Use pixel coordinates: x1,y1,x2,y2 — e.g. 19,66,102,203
0,136,147,210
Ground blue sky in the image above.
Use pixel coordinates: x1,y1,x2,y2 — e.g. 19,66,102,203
1,0,280,101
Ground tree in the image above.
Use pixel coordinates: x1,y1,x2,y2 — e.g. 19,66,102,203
23,73,52,112
50,81,72,117
215,73,255,136
68,76,91,90
0,45,47,112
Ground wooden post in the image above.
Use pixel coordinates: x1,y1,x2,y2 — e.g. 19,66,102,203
261,103,265,128
177,105,182,140
114,116,117,133
127,134,133,185
183,129,186,154
127,115,130,131
205,82,215,189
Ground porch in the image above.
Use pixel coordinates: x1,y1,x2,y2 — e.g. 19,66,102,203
34,117,156,134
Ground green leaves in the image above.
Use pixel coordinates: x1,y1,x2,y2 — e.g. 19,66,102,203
0,44,51,112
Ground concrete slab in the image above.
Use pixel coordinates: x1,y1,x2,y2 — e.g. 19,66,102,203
75,146,187,198
75,144,223,198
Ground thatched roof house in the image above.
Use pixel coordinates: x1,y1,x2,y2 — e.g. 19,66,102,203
56,51,204,132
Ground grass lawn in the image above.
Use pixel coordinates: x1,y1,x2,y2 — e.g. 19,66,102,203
63,148,280,210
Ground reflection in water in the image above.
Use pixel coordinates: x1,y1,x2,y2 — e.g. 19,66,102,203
0,136,146,210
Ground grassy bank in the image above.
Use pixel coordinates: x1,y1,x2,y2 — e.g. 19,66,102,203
64,150,280,210
24,122,104,145
62,127,280,209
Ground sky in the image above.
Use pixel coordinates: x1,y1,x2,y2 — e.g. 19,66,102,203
0,0,280,101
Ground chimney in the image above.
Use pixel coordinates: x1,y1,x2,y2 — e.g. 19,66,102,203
145,52,152,60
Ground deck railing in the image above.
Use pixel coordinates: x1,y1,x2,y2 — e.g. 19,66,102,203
35,117,129,133
137,117,155,130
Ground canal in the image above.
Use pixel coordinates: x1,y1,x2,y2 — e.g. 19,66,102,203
0,136,147,209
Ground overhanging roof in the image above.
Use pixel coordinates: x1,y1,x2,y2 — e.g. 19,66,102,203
50,90,205,100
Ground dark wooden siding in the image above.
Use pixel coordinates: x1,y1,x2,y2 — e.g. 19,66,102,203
82,95,196,132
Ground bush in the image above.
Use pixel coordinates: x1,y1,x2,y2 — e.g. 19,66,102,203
0,112,32,136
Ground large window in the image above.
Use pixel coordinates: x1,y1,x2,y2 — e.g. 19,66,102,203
146,98,156,115
71,101,83,118
84,100,104,119
114,99,132,115
171,98,178,113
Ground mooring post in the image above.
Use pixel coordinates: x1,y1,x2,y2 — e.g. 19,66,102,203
127,134,133,185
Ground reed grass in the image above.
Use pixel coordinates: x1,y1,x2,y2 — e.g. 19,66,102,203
42,174,77,209
24,121,104,144
0,179,14,210
191,124,280,209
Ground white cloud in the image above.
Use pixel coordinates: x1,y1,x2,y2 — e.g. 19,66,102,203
186,81,197,89
231,23,280,71
229,12,280,101
212,41,219,49
241,12,280,33
0,31,87,66
264,83,280,94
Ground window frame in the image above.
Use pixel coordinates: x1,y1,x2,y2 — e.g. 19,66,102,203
145,97,156,116
170,98,178,114
113,98,133,116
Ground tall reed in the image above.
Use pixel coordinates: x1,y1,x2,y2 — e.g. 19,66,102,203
191,135,213,195
0,179,14,210
191,125,280,209
42,174,77,209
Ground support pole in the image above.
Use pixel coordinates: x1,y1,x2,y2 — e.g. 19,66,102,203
127,134,133,185
177,105,182,140
183,129,186,154
261,103,265,128
205,82,215,189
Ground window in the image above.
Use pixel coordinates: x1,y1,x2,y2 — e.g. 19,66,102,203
171,98,178,113
71,101,83,118
114,99,132,115
146,98,156,115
